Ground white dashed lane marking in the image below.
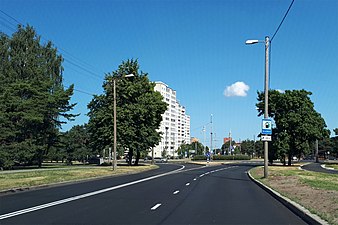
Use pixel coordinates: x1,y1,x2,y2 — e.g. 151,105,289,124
151,203,162,211
173,190,180,195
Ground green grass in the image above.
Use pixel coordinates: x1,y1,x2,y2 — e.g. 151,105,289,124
0,165,157,191
299,172,338,191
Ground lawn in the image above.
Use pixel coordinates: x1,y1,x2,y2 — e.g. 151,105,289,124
250,165,338,225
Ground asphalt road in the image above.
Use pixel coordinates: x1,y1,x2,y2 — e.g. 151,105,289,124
301,162,338,174
0,163,307,225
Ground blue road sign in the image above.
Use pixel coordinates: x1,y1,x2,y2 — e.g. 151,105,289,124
262,119,272,135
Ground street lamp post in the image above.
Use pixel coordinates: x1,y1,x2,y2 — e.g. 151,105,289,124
246,36,270,178
113,73,134,171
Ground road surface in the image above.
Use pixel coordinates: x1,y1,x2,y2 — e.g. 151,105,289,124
0,163,307,224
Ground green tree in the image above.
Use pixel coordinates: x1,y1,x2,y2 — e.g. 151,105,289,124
256,89,329,165
176,141,206,158
87,59,167,166
221,140,236,155
331,129,338,158
62,125,90,165
240,139,255,157
0,25,76,169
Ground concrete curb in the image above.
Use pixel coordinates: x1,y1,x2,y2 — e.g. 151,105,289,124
247,169,329,225
321,164,335,171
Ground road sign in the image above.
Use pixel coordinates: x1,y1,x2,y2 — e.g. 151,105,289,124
262,119,272,135
261,135,272,141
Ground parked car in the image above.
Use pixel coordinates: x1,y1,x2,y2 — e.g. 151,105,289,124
154,157,168,163
143,156,152,162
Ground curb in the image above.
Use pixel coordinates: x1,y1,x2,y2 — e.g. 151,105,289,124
321,164,335,171
247,169,329,225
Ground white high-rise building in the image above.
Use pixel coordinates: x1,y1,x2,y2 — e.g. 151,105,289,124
154,82,190,158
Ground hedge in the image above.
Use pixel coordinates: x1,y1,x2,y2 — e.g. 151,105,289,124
192,155,251,161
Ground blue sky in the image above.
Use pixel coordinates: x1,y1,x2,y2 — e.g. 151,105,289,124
1,0,337,148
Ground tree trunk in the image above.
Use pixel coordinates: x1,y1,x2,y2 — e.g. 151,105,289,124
128,151,133,166
288,153,292,166
134,150,140,166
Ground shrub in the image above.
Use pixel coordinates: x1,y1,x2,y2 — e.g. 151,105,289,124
191,155,251,161
191,155,207,161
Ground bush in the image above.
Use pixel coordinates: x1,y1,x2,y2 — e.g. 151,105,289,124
191,155,207,161
213,155,251,160
191,155,251,161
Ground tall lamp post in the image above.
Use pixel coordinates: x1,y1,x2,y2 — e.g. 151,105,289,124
113,73,134,170
246,36,270,178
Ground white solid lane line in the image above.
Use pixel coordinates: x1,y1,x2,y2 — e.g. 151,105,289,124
173,190,180,195
151,203,162,211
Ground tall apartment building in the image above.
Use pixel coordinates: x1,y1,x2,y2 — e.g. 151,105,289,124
153,82,190,158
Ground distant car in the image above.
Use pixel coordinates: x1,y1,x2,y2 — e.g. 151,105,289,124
143,156,152,162
154,157,168,163
125,155,135,164
328,156,337,160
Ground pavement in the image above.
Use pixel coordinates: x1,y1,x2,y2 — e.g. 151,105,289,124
0,163,310,225
301,162,338,174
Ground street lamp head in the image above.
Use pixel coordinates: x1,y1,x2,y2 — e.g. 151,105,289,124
245,40,259,45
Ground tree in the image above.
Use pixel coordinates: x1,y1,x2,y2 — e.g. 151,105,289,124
0,25,76,169
221,140,236,155
87,59,167,166
240,139,255,157
331,129,338,158
256,89,329,165
176,141,206,158
61,125,90,165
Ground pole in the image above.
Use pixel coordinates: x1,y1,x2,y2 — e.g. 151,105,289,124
315,139,319,163
151,147,154,165
203,126,206,155
113,79,117,171
264,36,270,178
229,130,232,155
210,114,213,157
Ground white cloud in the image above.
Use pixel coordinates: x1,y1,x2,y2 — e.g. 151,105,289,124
223,81,250,97
277,89,285,93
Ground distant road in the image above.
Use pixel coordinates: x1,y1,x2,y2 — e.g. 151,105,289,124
0,163,307,224
301,162,338,174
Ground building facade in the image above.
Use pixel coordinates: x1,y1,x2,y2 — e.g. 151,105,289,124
153,82,190,158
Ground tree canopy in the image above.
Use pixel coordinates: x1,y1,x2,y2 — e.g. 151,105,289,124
0,25,76,169
256,89,329,165
87,59,167,165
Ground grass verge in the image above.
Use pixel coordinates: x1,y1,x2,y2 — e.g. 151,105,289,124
0,164,158,192
250,165,338,225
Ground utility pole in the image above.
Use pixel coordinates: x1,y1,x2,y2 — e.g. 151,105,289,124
253,135,256,158
203,126,206,155
210,114,213,156
263,36,270,178
315,139,319,163
246,36,270,177
113,78,117,170
229,130,232,155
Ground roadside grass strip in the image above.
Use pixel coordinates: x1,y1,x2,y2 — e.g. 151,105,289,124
250,166,338,225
